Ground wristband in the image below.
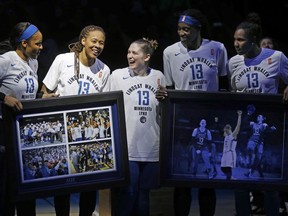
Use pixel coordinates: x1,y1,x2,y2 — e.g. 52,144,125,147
0,92,5,101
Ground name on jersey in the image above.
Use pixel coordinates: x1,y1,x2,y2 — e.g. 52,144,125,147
67,74,100,91
14,70,37,83
126,83,157,95
236,66,269,83
188,79,208,90
180,57,213,72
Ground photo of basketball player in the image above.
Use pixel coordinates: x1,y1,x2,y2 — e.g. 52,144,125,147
172,102,283,181
221,110,242,180
191,119,217,179
244,114,277,178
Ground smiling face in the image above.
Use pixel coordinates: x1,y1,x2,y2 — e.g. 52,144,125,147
20,30,43,60
82,30,105,60
127,42,150,75
177,22,199,49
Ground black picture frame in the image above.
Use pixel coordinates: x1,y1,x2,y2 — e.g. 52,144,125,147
2,91,129,201
160,90,288,191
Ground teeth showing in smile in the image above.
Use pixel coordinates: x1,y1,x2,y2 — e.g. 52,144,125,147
92,50,99,55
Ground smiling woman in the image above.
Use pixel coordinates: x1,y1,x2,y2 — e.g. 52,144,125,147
109,38,166,216
41,25,110,97
39,24,110,216
0,21,43,216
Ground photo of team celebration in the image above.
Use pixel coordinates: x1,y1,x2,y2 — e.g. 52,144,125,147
18,113,65,148
16,106,115,183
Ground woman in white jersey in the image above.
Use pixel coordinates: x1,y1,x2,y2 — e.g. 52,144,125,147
220,110,242,180
41,25,110,216
109,38,166,216
229,12,288,216
0,22,43,216
156,9,228,216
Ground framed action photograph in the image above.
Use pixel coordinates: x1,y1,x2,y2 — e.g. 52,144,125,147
159,90,288,190
2,91,129,201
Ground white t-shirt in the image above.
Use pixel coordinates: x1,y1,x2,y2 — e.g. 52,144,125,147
109,67,166,161
228,48,288,93
43,52,110,96
163,39,227,91
0,51,38,100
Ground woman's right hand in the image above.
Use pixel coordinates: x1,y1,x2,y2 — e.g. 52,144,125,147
4,95,23,110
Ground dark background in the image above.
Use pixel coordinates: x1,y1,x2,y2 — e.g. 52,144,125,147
1,0,287,74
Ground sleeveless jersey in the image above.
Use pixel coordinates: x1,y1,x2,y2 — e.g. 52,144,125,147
249,122,267,144
193,128,210,146
223,134,237,153
221,133,237,168
163,39,227,91
0,51,38,100
109,67,166,161
228,48,288,93
43,52,110,96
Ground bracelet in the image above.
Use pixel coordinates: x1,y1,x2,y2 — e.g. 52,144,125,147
0,92,5,101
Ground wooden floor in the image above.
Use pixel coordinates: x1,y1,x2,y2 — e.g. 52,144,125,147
33,188,237,216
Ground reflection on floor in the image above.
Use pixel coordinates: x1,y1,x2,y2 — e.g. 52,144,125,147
33,188,237,216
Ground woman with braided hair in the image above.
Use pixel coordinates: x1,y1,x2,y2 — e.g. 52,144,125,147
41,25,110,216
41,25,110,97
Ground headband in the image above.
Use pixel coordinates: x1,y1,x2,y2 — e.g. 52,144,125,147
17,24,39,42
178,15,202,28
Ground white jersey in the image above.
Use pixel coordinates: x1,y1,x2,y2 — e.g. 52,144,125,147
109,67,166,161
43,52,110,96
163,39,227,91
221,134,237,168
0,51,38,100
228,48,288,93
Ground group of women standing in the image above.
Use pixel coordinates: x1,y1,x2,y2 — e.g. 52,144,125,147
1,7,288,216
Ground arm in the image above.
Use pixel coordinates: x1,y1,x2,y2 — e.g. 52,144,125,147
283,86,288,101
218,44,229,91
100,65,111,92
156,48,175,101
233,110,242,137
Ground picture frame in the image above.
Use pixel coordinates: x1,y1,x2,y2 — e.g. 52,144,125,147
159,90,288,191
2,91,129,201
